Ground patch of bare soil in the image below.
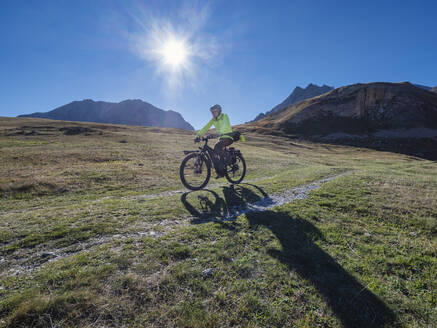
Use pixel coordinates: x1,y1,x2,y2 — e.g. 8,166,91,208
59,126,95,135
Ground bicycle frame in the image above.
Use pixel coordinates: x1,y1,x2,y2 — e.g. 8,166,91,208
183,138,216,165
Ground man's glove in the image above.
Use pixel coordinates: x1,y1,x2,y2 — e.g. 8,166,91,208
194,136,201,143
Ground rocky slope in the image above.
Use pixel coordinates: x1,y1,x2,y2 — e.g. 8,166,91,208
19,99,194,130
431,86,437,93
249,82,437,134
252,83,334,122
243,82,437,159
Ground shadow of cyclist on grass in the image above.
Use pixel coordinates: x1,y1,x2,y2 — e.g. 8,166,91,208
180,184,395,328
180,184,269,223
246,209,395,327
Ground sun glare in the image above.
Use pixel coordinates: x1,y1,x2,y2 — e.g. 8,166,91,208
132,7,218,90
159,38,189,69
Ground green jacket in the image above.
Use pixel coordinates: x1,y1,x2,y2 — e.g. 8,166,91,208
196,113,233,140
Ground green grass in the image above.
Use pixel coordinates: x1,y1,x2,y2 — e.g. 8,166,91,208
0,117,436,327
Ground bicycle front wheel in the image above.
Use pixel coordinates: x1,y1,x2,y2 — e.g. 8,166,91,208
180,153,211,190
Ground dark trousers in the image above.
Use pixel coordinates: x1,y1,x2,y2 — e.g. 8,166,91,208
213,137,233,172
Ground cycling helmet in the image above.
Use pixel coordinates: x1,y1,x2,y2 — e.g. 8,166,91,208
210,104,222,114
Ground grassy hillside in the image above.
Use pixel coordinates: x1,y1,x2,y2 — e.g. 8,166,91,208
0,117,436,327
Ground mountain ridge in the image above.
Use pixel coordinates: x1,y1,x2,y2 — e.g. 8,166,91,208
251,83,334,122
18,99,194,130
251,82,437,132
241,82,437,159
413,84,432,91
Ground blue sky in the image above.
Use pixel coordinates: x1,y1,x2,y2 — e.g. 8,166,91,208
1,0,436,129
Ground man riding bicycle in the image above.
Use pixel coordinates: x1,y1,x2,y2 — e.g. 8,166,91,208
195,104,236,178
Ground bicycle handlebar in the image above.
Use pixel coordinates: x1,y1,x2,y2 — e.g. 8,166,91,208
195,134,216,143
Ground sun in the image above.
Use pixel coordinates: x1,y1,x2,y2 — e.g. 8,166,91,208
131,4,218,91
142,30,195,89
159,38,189,69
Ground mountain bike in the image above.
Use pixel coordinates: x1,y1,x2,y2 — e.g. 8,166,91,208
180,134,246,190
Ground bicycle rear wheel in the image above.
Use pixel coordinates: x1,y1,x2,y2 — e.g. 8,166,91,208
180,153,211,190
225,153,246,184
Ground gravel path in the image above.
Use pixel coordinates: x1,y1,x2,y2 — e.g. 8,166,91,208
1,171,351,277
120,174,278,201
198,171,351,222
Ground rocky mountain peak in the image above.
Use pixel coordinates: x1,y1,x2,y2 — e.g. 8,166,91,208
243,82,437,159
249,82,437,134
251,83,334,122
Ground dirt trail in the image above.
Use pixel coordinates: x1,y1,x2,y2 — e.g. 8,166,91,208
200,171,351,222
0,175,278,217
120,174,279,201
1,172,351,277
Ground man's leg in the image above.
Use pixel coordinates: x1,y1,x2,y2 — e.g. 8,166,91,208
214,138,233,177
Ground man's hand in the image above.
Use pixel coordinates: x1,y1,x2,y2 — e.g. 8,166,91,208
194,136,201,143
